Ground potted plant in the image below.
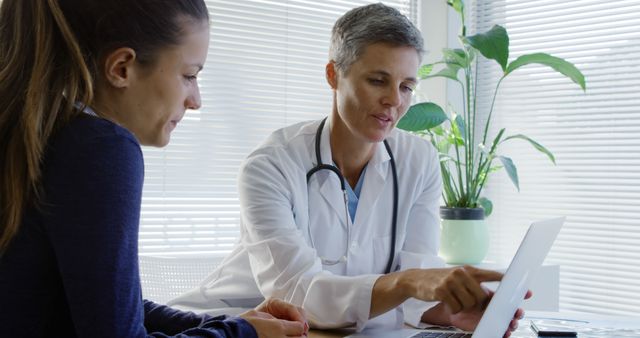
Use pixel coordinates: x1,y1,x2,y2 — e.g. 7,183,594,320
397,0,586,264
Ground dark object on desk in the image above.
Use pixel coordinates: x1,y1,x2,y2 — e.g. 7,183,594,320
531,321,577,337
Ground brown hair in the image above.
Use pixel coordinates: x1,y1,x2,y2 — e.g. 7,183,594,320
0,0,209,252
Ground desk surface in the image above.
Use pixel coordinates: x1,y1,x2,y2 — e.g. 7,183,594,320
308,311,640,338
309,328,354,338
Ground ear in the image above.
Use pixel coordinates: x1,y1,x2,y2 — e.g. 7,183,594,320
325,61,338,90
103,47,137,88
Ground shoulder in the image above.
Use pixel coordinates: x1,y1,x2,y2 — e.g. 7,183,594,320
256,120,318,154
387,127,438,163
43,116,144,188
52,115,140,151
47,115,142,167
241,120,319,173
386,128,442,192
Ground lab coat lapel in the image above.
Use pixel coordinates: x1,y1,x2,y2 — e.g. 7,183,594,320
312,119,349,230
353,141,391,227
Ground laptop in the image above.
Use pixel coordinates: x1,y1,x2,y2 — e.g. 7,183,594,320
347,217,565,338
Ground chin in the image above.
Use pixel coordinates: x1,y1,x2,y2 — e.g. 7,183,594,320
156,135,171,148
141,134,170,148
366,129,391,143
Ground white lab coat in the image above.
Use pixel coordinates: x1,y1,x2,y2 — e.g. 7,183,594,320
169,118,444,330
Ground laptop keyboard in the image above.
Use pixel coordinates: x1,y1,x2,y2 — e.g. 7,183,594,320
409,333,472,338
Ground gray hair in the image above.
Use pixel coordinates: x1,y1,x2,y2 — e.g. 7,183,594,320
329,3,424,74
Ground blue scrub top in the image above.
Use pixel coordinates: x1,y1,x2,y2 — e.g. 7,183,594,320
345,166,366,223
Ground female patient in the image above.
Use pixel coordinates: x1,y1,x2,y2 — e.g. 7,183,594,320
0,0,306,337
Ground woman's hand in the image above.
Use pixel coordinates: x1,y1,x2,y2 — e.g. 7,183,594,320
255,298,308,326
240,298,309,338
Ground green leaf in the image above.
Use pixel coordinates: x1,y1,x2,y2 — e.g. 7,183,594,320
447,128,464,146
397,102,447,132
443,48,468,68
498,156,520,191
447,0,464,15
466,48,477,64
488,165,503,173
506,53,586,91
488,128,506,155
418,64,434,78
431,125,446,136
478,197,493,217
437,138,451,154
464,25,509,72
454,114,466,142
423,64,462,81
448,118,464,146
439,154,460,165
502,134,556,164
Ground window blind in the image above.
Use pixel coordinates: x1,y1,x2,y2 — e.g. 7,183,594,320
138,1,416,256
468,0,640,317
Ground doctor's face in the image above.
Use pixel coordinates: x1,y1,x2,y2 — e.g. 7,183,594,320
328,42,420,143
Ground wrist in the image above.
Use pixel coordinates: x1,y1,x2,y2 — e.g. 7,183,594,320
396,269,418,299
370,270,413,319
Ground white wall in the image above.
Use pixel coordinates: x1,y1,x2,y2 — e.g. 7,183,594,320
416,0,449,108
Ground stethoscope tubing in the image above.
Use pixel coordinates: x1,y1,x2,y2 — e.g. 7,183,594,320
306,117,398,274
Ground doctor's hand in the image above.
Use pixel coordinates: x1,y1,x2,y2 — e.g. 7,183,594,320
448,289,532,337
402,265,503,313
240,298,309,338
421,289,532,338
370,265,502,319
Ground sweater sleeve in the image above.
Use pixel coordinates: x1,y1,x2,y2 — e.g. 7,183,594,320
144,300,257,337
42,123,256,338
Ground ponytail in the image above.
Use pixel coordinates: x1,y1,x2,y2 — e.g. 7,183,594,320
0,0,208,253
0,0,93,252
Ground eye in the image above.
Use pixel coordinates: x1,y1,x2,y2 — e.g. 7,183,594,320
184,75,198,83
401,85,415,93
368,78,385,85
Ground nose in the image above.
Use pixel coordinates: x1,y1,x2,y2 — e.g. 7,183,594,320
381,86,402,107
185,85,202,110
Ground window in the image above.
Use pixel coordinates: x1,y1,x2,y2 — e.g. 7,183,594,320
469,0,640,317
138,1,417,256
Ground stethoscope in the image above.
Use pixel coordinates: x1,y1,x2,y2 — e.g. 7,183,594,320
305,118,398,274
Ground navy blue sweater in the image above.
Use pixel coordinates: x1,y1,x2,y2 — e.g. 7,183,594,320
0,116,257,338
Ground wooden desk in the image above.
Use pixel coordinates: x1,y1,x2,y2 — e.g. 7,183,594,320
307,312,640,338
308,328,354,338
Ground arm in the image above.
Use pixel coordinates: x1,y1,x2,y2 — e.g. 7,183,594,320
368,142,526,335
369,143,502,325
370,266,502,319
144,300,257,337
393,143,444,325
43,126,255,338
146,298,308,337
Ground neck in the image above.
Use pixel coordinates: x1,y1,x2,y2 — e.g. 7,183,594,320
91,88,123,126
329,116,376,188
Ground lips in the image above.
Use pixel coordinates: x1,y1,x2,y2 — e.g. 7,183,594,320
171,112,186,125
372,114,393,124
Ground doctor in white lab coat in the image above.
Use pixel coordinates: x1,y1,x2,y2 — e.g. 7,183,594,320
171,3,525,336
